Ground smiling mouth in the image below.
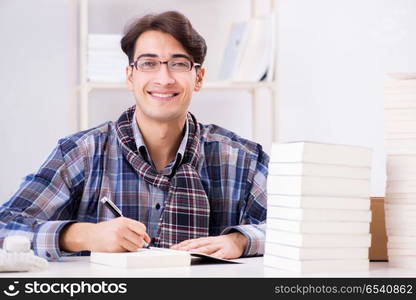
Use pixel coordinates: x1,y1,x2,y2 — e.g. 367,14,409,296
147,91,180,100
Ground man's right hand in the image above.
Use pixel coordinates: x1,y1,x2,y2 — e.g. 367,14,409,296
59,217,151,253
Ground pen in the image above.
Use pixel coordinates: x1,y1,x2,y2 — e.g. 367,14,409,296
100,196,151,249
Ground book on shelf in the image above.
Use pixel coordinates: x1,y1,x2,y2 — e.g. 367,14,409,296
267,194,370,210
263,255,369,273
267,175,370,197
266,229,371,248
268,162,371,179
264,242,369,260
218,21,248,81
87,34,126,83
90,247,239,269
269,142,372,167
266,218,369,234
267,206,372,222
219,15,275,82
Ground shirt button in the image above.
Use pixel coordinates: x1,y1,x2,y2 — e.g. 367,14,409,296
155,203,161,210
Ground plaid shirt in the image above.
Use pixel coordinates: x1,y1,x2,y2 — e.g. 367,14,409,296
0,113,269,261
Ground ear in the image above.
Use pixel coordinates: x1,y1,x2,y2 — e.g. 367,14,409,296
126,65,134,91
194,67,205,92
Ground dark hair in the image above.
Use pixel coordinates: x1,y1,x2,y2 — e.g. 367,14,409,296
121,11,207,66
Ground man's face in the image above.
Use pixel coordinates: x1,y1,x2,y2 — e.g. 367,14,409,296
126,30,205,123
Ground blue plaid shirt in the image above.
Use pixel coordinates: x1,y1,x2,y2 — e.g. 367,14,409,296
0,113,269,261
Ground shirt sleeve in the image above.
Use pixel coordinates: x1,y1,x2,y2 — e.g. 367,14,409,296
221,145,269,257
0,139,85,261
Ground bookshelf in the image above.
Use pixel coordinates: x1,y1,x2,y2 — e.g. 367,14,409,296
76,0,278,143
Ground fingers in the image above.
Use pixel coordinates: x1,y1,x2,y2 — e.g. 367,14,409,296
171,237,212,250
190,244,221,255
125,218,147,235
110,217,151,251
120,237,141,252
210,249,227,259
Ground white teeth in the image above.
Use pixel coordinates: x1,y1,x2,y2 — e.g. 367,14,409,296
151,93,175,98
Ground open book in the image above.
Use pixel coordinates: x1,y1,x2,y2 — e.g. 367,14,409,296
90,247,240,268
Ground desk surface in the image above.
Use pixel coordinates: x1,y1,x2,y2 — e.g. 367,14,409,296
1,257,416,278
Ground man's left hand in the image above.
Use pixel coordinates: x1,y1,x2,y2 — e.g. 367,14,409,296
170,232,248,259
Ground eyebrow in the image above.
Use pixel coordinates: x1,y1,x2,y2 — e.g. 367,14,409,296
135,53,192,61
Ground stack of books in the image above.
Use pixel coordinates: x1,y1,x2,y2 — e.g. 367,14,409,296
87,34,126,82
384,73,416,269
264,142,373,273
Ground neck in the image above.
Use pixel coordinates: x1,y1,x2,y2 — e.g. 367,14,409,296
135,109,186,172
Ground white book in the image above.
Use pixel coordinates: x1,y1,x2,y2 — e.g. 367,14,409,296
388,248,416,256
385,139,416,155
267,175,370,197
90,247,238,268
269,142,372,167
264,255,369,273
268,162,370,179
385,132,416,139
264,242,369,260
267,194,370,210
266,218,369,234
388,255,416,269
385,210,416,220
386,180,416,194
90,247,191,268
385,192,416,200
267,206,372,222
385,203,416,211
233,16,274,82
266,229,371,248
388,236,416,246
385,217,416,228
385,197,416,205
384,108,416,121
218,21,249,80
387,155,416,170
386,120,416,133
386,228,416,237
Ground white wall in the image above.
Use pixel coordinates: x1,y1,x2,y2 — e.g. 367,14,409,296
2,0,414,202
277,0,416,196
0,0,76,202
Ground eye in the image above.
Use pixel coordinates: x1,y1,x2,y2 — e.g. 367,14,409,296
170,60,191,69
138,60,158,69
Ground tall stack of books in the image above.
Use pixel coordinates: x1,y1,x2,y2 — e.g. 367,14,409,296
87,34,126,82
264,142,373,273
384,73,416,269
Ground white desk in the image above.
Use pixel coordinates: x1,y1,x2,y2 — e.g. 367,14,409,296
1,258,415,278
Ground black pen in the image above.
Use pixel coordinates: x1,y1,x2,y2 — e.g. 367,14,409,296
100,196,151,249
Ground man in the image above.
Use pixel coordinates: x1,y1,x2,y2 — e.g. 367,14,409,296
0,11,268,261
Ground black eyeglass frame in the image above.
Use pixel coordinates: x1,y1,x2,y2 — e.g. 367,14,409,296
129,58,201,72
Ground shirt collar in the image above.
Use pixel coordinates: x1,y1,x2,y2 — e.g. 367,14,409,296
131,111,188,175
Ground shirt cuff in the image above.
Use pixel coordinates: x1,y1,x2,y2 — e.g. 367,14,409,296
33,220,75,261
221,224,265,257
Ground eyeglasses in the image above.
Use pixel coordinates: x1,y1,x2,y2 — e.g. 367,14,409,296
130,57,201,72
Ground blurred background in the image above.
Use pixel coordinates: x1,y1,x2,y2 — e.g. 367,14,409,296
1,0,416,202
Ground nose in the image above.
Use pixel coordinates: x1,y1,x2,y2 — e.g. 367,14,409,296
153,63,175,86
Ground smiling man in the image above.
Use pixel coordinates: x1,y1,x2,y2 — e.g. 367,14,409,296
0,11,269,260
